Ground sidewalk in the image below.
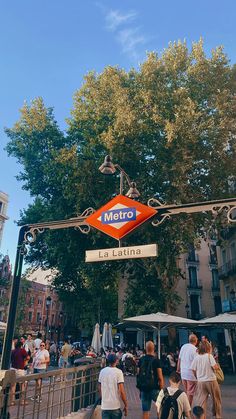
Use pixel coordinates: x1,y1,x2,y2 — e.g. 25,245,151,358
124,374,236,418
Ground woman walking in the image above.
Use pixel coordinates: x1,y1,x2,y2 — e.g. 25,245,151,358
191,341,222,419
31,341,50,402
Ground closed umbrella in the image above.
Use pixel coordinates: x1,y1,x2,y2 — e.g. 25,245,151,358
108,323,114,349
91,323,101,354
102,322,109,349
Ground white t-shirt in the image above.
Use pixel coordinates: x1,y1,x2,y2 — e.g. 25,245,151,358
191,353,216,382
33,349,49,369
98,367,124,410
179,343,197,381
156,387,191,419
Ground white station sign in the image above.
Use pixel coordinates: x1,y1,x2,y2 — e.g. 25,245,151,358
85,244,158,262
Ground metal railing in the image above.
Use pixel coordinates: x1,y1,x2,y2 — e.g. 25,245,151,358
0,362,100,419
218,257,236,278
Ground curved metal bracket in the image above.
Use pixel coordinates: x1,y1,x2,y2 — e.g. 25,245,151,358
148,197,236,228
23,207,95,245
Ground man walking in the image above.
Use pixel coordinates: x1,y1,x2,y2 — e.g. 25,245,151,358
59,338,72,368
98,353,128,419
137,341,164,419
177,333,198,406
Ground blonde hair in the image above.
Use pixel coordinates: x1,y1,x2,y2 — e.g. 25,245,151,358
198,341,212,355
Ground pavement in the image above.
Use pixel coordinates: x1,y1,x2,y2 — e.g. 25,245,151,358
124,374,236,419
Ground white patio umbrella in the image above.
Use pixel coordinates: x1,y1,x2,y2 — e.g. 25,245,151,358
91,323,101,354
102,322,109,349
199,313,236,373
122,312,198,358
108,323,114,349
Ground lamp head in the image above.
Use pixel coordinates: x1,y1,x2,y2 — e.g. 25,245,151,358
126,182,140,199
99,155,116,175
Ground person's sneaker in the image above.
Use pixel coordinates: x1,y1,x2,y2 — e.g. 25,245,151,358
36,396,42,403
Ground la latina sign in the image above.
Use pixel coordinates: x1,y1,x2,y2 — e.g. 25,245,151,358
86,195,158,262
86,244,158,263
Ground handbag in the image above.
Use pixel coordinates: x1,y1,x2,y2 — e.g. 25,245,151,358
214,363,224,384
208,355,224,384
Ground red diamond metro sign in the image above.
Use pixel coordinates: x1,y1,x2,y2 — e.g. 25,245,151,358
86,194,157,240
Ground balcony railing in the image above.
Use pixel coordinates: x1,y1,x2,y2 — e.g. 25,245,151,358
186,253,199,263
187,279,202,290
218,257,236,279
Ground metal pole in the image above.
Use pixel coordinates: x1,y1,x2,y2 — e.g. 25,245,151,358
120,171,124,195
158,323,161,359
1,226,27,369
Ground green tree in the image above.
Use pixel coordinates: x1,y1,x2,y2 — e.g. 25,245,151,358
6,40,236,327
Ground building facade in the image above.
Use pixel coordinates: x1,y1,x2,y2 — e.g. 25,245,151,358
218,227,236,314
176,239,221,320
0,191,9,248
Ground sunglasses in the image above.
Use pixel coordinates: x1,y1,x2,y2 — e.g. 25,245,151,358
40,344,45,347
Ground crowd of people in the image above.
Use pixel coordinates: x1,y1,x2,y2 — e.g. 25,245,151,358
98,335,224,419
8,331,227,417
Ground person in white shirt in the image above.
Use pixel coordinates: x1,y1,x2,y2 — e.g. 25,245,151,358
31,342,50,402
191,341,222,419
156,371,191,419
177,334,198,406
98,353,128,419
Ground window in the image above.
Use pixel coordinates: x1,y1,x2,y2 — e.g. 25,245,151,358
36,312,41,323
231,242,236,261
214,296,222,315
28,312,33,322
210,245,217,264
222,249,226,266
188,266,198,287
225,285,230,300
51,314,55,324
212,269,219,289
190,295,201,319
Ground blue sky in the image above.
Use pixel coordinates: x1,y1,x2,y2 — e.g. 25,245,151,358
1,0,236,265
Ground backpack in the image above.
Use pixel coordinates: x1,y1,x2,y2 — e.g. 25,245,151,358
136,356,155,392
159,388,182,419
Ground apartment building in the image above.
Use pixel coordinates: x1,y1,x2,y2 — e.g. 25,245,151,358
218,227,236,313
176,239,222,320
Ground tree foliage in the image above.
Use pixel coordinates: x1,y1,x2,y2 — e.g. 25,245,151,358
6,41,236,327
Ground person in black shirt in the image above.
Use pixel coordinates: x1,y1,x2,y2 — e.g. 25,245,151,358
137,341,164,419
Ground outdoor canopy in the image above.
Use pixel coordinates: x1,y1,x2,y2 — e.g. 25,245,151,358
121,312,198,358
199,312,236,373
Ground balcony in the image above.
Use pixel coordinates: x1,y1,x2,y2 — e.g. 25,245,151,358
187,279,203,291
222,299,236,313
218,257,236,279
186,253,199,264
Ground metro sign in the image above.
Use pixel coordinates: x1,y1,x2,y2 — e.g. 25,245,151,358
86,195,157,240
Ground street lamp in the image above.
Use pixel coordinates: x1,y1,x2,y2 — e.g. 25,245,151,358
99,155,140,198
57,311,63,343
45,296,52,340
